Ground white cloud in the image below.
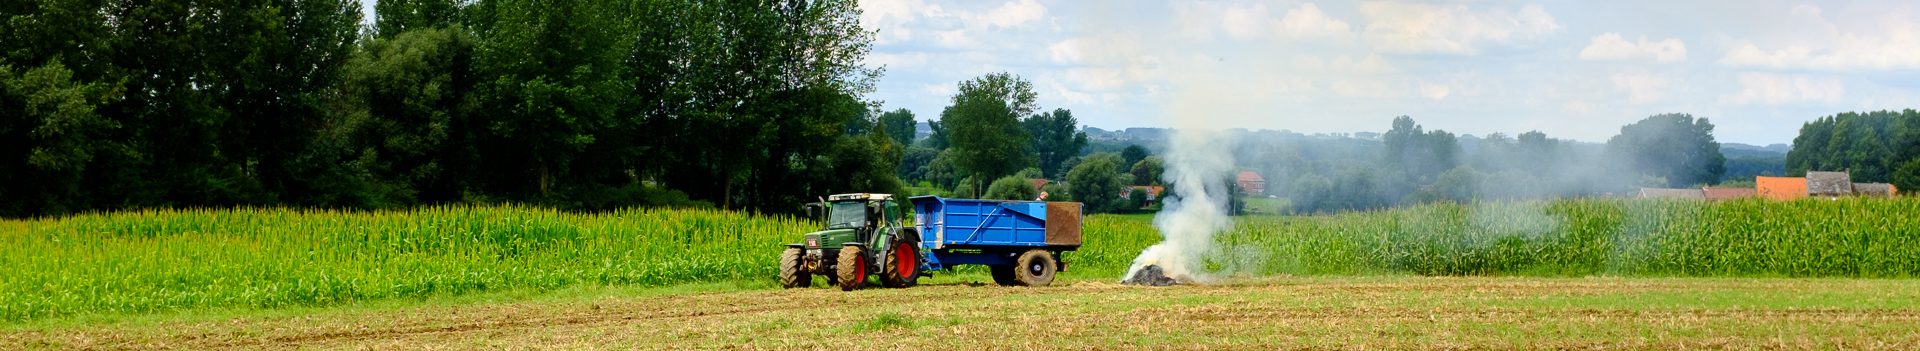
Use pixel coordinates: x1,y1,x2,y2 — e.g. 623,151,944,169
1297,54,1396,75
921,83,956,97
933,29,981,49
1175,2,1352,41
865,52,929,69
1419,82,1452,101
1360,3,1560,55
1579,33,1687,63
982,0,1046,28
1720,73,1845,105
1719,5,1920,71
1562,99,1594,113
1608,71,1672,104
858,0,950,44
1277,3,1352,39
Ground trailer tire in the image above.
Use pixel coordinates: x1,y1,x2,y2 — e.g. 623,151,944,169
1014,250,1057,287
989,264,1019,286
779,247,810,289
880,235,920,288
836,246,867,291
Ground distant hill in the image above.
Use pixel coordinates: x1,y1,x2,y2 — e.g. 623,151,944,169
1721,143,1791,157
1720,143,1789,181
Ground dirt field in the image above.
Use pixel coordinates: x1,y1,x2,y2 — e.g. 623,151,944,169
8,276,1920,350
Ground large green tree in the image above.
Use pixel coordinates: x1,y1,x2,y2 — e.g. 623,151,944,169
877,108,916,147
940,72,1037,195
1607,113,1725,188
1023,108,1088,179
1067,153,1129,213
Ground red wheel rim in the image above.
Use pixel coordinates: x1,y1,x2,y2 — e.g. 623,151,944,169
855,255,867,282
894,242,916,277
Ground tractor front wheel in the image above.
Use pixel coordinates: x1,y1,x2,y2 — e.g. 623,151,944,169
1014,249,1058,287
779,247,810,289
836,246,867,291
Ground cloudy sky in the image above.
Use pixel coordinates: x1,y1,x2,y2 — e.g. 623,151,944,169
856,0,1920,144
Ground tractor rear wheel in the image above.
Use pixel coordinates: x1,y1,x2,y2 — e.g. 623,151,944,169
880,236,920,288
1014,249,1058,287
836,246,867,291
779,247,810,289
989,264,1018,286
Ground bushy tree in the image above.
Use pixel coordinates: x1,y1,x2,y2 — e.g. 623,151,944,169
1607,113,1725,187
984,175,1038,200
878,108,916,147
1120,144,1149,167
1067,153,1129,213
941,72,1037,195
1130,156,1164,186
1024,108,1087,179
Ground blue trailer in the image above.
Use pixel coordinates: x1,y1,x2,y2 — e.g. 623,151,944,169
908,196,1082,286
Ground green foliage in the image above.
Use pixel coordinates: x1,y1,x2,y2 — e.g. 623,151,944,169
0,0,898,216
374,0,462,36
0,205,810,322
1068,153,1129,213
1129,156,1164,186
1383,115,1461,183
1041,182,1072,202
1411,167,1481,204
1023,108,1087,179
1120,144,1150,167
1607,113,1725,187
877,108,917,147
1786,110,1919,187
0,61,120,215
1077,198,1920,280
951,176,978,199
10,199,1920,322
941,72,1037,192
983,175,1038,200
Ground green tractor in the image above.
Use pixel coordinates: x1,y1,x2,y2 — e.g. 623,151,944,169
780,193,923,291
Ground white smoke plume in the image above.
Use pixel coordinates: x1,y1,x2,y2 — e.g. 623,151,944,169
1123,129,1238,283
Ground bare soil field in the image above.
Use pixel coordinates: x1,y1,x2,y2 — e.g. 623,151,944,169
7,276,1920,350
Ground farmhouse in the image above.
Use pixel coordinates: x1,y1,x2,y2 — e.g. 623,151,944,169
1753,171,1897,200
1235,171,1266,195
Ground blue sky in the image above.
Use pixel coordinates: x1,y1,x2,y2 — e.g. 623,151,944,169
854,0,1920,144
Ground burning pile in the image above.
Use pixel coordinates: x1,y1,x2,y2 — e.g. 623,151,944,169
1119,129,1236,287
1121,265,1179,286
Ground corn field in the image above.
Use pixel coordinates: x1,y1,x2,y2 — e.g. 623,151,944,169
4,198,1918,323
0,205,813,322
1074,197,1920,278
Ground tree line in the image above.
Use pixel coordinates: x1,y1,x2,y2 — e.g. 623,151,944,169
1250,113,1727,214
1785,109,1920,190
0,0,904,217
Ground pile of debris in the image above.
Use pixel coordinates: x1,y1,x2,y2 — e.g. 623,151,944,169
1121,265,1180,286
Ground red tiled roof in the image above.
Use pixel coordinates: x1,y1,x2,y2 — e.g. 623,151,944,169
1236,170,1264,183
1702,187,1756,200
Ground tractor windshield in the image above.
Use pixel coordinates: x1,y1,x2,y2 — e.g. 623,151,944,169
827,201,867,229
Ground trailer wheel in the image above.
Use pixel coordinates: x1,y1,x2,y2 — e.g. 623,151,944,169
836,246,867,291
1014,250,1057,287
989,264,1019,286
779,247,810,288
880,237,919,288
